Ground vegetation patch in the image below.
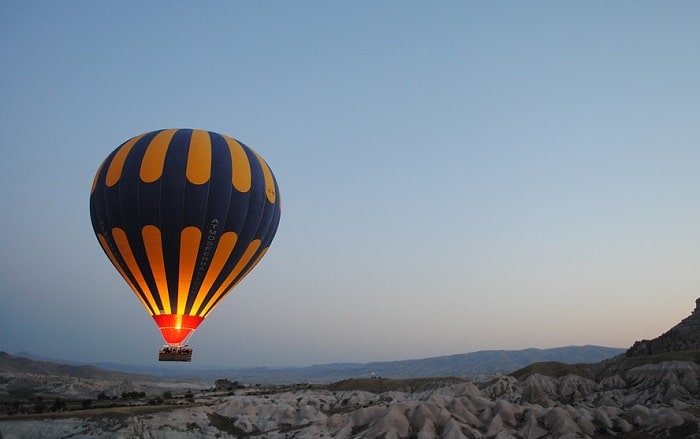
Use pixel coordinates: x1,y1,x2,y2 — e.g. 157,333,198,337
350,423,370,435
620,350,700,367
208,412,257,436
326,377,467,393
279,422,312,433
510,362,593,380
185,421,201,432
1,403,177,420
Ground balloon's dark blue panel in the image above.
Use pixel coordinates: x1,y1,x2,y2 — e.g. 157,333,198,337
261,201,282,249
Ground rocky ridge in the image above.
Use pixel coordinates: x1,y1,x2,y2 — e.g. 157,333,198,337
627,298,700,357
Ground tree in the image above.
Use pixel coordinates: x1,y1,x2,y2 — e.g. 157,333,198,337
50,397,67,412
34,401,46,414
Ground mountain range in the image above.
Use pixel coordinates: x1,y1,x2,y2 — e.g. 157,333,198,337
8,344,624,384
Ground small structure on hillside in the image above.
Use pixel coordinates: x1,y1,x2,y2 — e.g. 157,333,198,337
215,379,244,391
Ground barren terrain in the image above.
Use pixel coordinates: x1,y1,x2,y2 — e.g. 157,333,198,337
2,299,700,438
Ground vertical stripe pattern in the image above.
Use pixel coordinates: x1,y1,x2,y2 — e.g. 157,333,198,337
89,129,282,344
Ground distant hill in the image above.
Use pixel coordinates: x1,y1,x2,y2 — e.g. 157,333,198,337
359,345,624,377
8,345,624,384
0,351,153,381
91,345,623,383
7,345,624,384
207,345,624,383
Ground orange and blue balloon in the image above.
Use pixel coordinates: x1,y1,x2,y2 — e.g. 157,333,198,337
90,129,281,346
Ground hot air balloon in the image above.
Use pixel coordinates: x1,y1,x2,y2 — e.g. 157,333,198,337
89,129,281,361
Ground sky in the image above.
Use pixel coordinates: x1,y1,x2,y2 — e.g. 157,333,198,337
1,1,700,369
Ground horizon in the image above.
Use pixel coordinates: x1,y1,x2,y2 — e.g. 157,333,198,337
2,2,699,369
7,343,627,372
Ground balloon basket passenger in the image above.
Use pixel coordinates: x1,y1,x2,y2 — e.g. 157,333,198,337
158,345,193,362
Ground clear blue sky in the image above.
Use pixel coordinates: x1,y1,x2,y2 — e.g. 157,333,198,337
1,1,699,368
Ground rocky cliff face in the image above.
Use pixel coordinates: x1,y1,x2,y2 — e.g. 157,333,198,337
627,299,700,357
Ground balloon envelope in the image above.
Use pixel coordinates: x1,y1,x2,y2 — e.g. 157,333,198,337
90,129,281,346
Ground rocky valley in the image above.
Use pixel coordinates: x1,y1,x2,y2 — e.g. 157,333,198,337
2,300,700,438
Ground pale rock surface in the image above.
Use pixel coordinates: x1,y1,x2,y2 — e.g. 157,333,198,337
3,368,700,438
